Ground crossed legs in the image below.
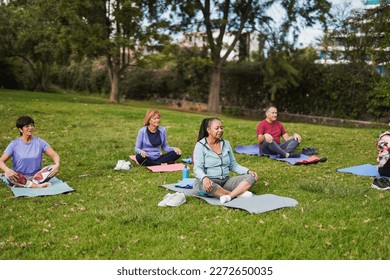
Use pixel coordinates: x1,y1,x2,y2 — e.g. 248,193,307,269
261,138,300,157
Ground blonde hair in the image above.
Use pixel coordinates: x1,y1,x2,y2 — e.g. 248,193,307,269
144,109,160,126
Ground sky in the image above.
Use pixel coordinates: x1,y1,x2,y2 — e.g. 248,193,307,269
296,0,364,47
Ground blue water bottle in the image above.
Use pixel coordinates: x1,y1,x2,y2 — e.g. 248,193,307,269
182,165,189,180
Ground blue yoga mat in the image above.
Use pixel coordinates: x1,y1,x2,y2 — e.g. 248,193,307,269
160,183,298,214
1,176,74,197
235,144,260,156
234,144,310,164
182,157,193,164
269,154,310,164
175,178,195,189
336,164,380,177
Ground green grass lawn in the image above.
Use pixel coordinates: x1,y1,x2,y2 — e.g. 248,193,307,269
0,89,388,260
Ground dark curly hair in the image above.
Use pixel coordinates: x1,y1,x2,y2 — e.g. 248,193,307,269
16,116,35,136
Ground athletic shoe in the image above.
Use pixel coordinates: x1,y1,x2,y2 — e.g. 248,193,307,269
220,195,231,204
121,161,132,170
302,147,319,155
114,160,125,171
32,166,52,184
318,157,327,162
166,192,186,207
285,153,301,158
158,193,173,207
371,178,390,191
237,191,253,198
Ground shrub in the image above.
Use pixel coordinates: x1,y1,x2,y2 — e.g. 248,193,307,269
367,78,390,120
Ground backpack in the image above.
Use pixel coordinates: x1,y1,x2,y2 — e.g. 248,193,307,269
376,131,390,167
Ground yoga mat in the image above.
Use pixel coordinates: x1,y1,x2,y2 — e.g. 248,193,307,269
269,154,310,165
175,178,195,188
129,155,138,164
234,144,260,156
336,164,380,177
182,157,193,164
129,155,184,172
234,144,326,165
160,183,298,214
147,163,185,172
0,176,74,197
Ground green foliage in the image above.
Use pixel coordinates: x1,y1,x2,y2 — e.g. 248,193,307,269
0,59,19,89
53,59,109,95
119,46,211,101
120,68,175,100
168,0,332,113
277,49,380,120
367,78,390,120
263,49,300,102
0,89,389,260
0,0,72,91
63,0,171,102
221,61,265,108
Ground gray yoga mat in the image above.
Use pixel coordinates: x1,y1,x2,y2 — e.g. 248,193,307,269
160,183,298,214
1,176,74,197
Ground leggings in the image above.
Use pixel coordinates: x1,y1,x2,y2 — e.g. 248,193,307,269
136,151,180,166
260,138,300,157
378,159,390,177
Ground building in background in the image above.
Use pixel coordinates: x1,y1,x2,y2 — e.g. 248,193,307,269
315,0,389,75
178,31,262,61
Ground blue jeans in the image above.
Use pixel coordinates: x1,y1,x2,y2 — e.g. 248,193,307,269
260,138,300,157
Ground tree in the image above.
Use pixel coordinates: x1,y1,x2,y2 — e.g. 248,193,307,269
263,49,299,103
64,0,170,103
333,0,390,71
0,0,71,91
367,78,390,120
169,0,332,113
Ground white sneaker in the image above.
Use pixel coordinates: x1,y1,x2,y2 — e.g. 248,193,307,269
114,160,125,171
220,195,231,204
158,193,173,207
121,161,132,170
166,192,186,207
237,191,253,198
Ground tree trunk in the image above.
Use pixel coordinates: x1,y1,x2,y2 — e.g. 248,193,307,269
207,66,221,114
107,58,120,104
109,71,119,103
33,61,50,91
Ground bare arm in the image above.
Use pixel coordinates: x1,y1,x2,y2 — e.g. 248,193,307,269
282,132,301,143
258,133,273,144
0,153,19,181
45,147,60,177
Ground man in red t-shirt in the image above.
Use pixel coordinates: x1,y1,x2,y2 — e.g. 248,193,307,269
256,106,301,158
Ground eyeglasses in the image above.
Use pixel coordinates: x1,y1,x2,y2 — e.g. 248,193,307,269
23,124,35,129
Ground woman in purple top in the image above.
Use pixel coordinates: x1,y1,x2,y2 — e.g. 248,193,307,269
134,109,181,166
0,116,60,188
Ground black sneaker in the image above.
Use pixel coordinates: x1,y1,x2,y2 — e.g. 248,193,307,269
302,147,319,155
287,153,301,158
371,178,390,191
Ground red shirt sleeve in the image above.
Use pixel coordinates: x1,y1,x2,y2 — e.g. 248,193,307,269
256,120,266,136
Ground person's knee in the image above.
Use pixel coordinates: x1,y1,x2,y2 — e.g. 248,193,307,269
243,174,256,187
193,179,218,195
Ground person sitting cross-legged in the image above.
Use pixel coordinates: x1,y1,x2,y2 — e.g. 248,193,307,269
257,106,301,158
134,109,181,166
0,116,60,188
193,117,258,204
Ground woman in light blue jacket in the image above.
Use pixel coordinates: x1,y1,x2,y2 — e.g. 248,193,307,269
193,118,258,203
135,109,181,166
